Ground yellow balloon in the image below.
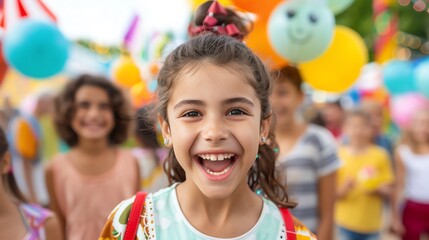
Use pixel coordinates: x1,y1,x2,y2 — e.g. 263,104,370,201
299,26,368,93
190,0,233,10
113,56,142,88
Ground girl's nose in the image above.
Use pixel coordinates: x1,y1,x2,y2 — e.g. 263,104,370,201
202,117,229,143
88,105,101,117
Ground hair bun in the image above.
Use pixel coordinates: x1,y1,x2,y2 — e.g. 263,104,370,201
189,0,248,40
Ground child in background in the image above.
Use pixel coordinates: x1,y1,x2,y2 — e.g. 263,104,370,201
45,75,140,240
133,104,168,192
270,65,340,239
100,32,316,239
336,109,394,240
321,100,344,141
361,100,394,160
391,108,429,240
0,127,63,240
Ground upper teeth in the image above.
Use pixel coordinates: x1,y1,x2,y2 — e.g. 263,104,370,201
198,154,234,161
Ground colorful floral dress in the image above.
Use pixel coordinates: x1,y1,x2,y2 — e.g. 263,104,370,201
99,184,316,240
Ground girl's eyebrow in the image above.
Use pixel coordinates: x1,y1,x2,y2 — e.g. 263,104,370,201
173,97,254,110
174,100,205,110
223,97,254,107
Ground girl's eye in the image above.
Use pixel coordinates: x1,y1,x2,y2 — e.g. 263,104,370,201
228,109,245,116
77,102,90,109
99,103,111,110
183,111,201,117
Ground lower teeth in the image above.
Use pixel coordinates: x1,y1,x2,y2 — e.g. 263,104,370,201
204,164,232,176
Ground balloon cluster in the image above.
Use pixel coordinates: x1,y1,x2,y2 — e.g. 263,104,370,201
346,57,429,129
381,58,429,129
227,0,366,93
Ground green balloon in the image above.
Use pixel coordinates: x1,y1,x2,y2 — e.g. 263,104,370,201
327,0,355,15
268,0,335,63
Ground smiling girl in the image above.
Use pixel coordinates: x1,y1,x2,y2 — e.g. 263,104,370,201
45,75,140,240
99,33,316,240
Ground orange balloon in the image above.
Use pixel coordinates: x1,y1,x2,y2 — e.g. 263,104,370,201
113,56,142,88
245,19,287,69
232,0,282,19
15,118,38,160
130,82,153,108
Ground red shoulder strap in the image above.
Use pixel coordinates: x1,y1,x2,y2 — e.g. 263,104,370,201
124,192,147,240
280,208,296,240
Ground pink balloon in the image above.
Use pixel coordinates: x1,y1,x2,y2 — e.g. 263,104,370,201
391,93,429,129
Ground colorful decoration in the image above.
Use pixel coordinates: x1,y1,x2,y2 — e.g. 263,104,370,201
123,14,140,50
382,60,416,95
390,93,429,129
299,26,368,93
414,59,429,98
245,19,287,69
0,0,57,30
373,0,398,63
267,0,335,63
112,56,142,88
0,41,8,87
3,19,70,79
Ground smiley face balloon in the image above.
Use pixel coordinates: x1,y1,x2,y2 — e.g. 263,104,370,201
268,0,335,63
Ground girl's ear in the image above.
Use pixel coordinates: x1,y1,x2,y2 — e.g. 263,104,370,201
158,114,171,146
260,115,272,145
1,152,11,175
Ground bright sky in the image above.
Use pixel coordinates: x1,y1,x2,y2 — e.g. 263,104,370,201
43,0,191,45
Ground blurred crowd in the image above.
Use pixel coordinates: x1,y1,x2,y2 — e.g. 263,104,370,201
0,66,427,239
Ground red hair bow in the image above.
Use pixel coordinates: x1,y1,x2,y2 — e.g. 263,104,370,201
190,1,243,40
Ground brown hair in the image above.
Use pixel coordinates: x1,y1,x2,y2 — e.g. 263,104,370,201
54,74,131,146
271,65,303,93
135,103,160,149
0,128,27,202
344,108,372,124
191,0,251,39
157,33,294,208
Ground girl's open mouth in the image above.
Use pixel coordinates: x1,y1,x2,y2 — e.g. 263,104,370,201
196,153,237,179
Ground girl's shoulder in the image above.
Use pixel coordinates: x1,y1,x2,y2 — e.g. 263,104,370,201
99,185,176,240
259,199,317,239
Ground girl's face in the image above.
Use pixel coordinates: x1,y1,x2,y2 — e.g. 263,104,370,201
343,115,372,145
270,81,303,127
410,110,429,144
71,85,114,143
160,63,270,199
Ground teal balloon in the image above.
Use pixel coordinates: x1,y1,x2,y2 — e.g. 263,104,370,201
267,0,335,63
327,0,355,15
415,60,429,98
3,19,70,79
383,60,416,95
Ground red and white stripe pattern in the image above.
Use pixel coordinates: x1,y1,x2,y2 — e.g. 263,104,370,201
0,0,56,30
